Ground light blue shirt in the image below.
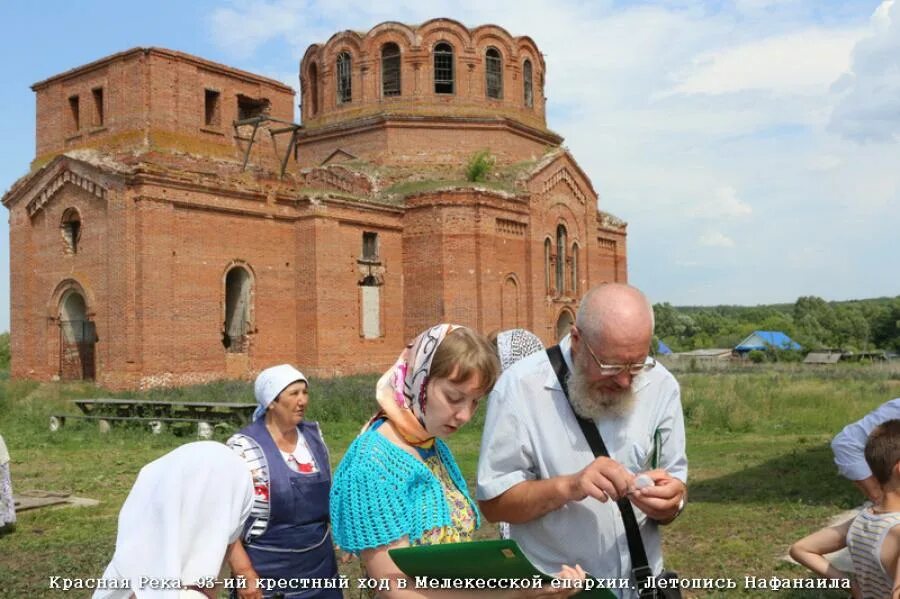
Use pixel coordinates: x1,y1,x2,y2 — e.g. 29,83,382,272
832,398,900,481
476,335,687,598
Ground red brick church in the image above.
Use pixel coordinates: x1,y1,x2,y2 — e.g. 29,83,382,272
3,19,628,389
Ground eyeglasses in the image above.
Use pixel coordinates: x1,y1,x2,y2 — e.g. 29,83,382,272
580,334,656,377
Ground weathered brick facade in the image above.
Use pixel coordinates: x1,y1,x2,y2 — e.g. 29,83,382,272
3,20,627,389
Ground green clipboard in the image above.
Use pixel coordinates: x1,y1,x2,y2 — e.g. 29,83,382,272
389,539,617,598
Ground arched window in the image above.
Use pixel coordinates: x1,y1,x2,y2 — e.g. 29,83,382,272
556,225,567,294
434,42,454,94
523,59,533,108
544,238,552,293
485,47,503,99
61,208,81,254
382,43,401,97
571,242,579,296
224,266,252,352
308,63,319,115
336,52,352,104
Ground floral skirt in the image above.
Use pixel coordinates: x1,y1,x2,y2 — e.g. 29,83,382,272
0,462,15,526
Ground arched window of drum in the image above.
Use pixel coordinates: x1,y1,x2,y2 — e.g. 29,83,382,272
571,242,579,296
434,42,454,94
336,52,352,104
382,43,401,97
485,47,503,99
308,62,319,115
556,224,567,294
523,59,533,108
544,238,552,293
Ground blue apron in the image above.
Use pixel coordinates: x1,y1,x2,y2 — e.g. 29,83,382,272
239,419,341,599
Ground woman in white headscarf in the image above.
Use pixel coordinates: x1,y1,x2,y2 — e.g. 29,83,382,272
488,329,545,540
226,365,340,599
93,441,254,599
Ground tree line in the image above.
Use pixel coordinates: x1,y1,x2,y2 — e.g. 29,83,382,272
653,296,900,354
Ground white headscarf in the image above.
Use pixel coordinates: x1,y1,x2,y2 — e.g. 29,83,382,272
93,442,253,599
253,364,309,421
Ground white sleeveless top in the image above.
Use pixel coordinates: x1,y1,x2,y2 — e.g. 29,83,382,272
847,507,900,599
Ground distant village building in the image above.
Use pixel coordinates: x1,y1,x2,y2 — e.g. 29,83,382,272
669,348,733,361
733,330,802,357
3,20,628,389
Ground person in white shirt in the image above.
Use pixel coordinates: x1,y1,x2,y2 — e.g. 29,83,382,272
476,284,687,599
832,398,900,503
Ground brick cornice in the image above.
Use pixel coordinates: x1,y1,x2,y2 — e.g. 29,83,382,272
31,47,294,93
298,114,563,148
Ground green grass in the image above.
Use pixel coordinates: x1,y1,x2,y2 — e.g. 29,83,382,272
1,364,899,597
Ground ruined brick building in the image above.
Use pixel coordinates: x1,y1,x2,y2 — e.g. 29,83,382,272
3,19,628,389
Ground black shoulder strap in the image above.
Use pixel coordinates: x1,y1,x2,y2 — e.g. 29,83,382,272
546,345,656,598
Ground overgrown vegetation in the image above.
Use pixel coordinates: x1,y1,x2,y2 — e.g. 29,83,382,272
655,295,900,353
465,149,495,182
2,364,899,597
0,332,9,372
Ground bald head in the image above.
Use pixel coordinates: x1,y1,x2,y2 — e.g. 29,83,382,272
575,284,654,350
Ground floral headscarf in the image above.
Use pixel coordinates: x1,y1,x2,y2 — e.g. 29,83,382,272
366,323,463,448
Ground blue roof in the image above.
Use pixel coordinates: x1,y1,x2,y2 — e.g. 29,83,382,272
735,330,802,352
657,340,673,355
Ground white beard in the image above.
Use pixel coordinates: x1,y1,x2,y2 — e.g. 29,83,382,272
566,356,636,420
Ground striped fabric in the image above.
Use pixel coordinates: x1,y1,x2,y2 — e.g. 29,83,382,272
227,434,272,541
847,507,900,599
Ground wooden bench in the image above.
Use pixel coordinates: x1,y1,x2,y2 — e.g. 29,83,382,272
50,398,257,437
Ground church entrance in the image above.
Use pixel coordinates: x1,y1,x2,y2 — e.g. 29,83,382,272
58,291,96,381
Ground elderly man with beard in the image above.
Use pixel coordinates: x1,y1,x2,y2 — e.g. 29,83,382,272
476,284,687,598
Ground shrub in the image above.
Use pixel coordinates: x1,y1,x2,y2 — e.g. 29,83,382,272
0,332,9,371
748,350,766,364
465,150,495,182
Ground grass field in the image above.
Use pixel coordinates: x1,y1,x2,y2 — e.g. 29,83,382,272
1,362,899,597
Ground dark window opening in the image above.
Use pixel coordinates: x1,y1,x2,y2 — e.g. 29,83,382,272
69,95,80,131
382,43,401,97
61,208,82,254
556,225,567,294
571,242,579,295
204,89,221,126
523,60,533,108
337,52,352,104
434,42,454,94
308,63,319,115
91,88,104,126
223,267,252,353
237,95,270,121
486,47,503,99
362,231,379,261
544,238,552,293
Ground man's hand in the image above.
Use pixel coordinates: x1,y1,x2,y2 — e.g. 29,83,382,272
567,456,635,503
627,469,685,522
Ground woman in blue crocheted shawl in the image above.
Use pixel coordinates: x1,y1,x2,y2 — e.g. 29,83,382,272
330,324,584,598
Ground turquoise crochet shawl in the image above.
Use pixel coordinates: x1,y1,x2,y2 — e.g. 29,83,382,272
330,427,480,553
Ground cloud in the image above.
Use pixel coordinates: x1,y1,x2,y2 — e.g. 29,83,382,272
668,28,864,96
687,186,753,220
828,0,900,142
698,231,736,248
209,0,307,57
200,1,898,307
